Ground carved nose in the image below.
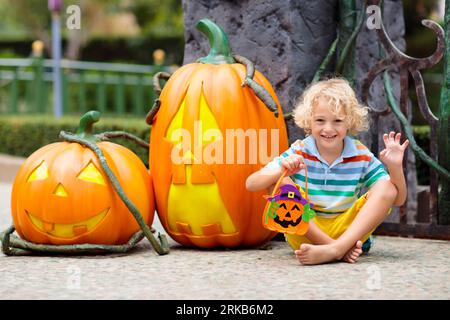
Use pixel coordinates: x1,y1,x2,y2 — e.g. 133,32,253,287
53,183,68,197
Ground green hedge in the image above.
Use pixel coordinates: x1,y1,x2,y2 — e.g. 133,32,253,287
0,114,151,167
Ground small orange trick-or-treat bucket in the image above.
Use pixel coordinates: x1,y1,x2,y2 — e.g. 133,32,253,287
262,166,316,235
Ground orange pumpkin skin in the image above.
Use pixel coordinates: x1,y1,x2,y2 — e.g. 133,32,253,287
149,62,289,248
11,141,154,245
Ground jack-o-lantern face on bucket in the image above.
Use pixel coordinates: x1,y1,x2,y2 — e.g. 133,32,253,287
11,115,154,246
264,184,313,235
273,200,303,228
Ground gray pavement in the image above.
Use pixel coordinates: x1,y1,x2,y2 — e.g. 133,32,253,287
0,154,449,300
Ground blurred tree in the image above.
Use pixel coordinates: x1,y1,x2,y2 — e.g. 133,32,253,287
2,0,52,50
124,0,183,38
2,0,146,60
403,0,442,57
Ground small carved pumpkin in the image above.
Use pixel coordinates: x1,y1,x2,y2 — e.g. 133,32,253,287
11,114,154,245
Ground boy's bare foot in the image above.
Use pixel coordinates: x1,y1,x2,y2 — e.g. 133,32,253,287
294,243,341,265
341,240,363,263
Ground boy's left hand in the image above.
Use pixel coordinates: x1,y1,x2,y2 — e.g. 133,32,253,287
380,131,409,167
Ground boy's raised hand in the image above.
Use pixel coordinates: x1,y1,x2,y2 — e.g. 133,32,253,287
380,131,409,168
281,154,306,176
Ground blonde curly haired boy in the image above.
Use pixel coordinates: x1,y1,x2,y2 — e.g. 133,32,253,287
246,78,409,265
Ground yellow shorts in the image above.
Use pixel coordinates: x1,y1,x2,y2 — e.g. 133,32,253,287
285,193,379,251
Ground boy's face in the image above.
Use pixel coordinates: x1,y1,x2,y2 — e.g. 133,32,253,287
310,96,348,151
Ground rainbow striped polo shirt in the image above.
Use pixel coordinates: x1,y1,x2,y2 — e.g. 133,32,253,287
265,135,390,217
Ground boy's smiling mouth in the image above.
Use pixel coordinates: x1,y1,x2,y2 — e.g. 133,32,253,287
320,134,338,141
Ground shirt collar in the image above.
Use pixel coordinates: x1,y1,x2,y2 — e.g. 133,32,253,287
302,135,359,160
341,136,359,158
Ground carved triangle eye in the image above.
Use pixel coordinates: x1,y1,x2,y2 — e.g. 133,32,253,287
27,161,49,182
77,162,106,186
166,96,186,144
166,91,222,146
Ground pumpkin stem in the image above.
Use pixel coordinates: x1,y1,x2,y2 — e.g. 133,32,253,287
76,110,101,142
196,19,236,64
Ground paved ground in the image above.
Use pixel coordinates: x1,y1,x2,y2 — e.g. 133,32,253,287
0,154,449,300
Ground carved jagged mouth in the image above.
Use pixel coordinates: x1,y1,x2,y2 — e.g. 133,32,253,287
26,208,109,238
274,213,302,228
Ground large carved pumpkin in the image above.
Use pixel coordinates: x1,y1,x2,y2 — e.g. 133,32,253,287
149,19,288,248
11,112,154,245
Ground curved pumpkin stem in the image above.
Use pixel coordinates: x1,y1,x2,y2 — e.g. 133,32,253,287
196,19,236,64
195,19,279,117
145,71,172,125
233,54,279,117
153,71,172,95
76,110,101,143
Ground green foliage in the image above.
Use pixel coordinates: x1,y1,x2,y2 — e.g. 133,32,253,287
0,49,21,58
413,125,431,185
0,0,184,62
125,0,184,38
0,114,151,166
81,35,184,65
0,0,48,38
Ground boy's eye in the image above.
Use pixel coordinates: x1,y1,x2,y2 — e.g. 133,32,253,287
315,119,324,122
335,119,344,123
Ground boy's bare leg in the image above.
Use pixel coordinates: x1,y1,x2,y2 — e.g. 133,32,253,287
296,180,397,265
303,220,334,245
279,177,363,262
296,220,365,263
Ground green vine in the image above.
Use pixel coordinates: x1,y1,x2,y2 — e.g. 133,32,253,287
336,0,367,79
1,226,146,255
233,54,279,117
313,0,366,84
95,131,149,149
313,38,339,83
